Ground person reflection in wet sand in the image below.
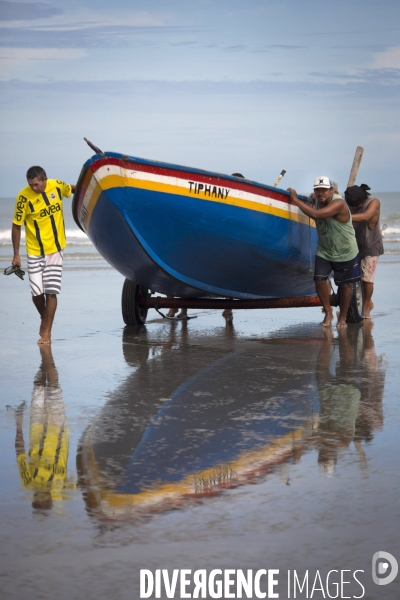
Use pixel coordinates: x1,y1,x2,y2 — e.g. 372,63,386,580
316,328,360,473
353,320,385,457
12,346,74,510
315,324,385,474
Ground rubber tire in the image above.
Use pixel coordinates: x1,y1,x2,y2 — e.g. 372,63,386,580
345,279,364,323
121,279,149,326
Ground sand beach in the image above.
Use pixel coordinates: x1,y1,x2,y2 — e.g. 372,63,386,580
0,194,399,599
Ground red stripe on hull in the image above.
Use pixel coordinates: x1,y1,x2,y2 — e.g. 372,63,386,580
88,156,293,205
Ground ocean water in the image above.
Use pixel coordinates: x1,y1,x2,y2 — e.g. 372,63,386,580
0,196,103,269
378,192,400,259
1,192,399,267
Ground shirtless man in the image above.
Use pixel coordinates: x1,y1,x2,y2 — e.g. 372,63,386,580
288,176,360,328
344,184,384,319
12,166,75,344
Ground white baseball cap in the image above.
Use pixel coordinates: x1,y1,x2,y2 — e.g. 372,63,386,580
313,176,332,189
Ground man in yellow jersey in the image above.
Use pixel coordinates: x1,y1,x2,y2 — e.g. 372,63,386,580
288,176,360,328
11,166,76,344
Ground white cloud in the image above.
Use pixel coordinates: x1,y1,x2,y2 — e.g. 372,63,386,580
371,46,400,69
0,48,85,60
0,48,86,79
0,7,174,31
0,1,62,22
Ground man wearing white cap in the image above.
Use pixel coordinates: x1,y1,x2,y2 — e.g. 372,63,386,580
288,177,360,328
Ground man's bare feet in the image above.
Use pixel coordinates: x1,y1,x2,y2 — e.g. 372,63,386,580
335,309,349,327
38,334,51,345
222,309,233,322
320,310,333,327
166,308,188,318
363,318,374,331
364,301,374,319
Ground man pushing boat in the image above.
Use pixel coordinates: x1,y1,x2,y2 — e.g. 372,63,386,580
11,166,75,344
288,176,360,328
344,184,384,319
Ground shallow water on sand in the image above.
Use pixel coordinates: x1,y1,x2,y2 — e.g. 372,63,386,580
1,263,400,599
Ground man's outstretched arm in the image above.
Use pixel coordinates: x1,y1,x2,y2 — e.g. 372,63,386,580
287,188,344,220
12,223,22,268
351,198,380,226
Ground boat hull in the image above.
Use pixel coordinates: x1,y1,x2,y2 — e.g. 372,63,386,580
73,153,317,299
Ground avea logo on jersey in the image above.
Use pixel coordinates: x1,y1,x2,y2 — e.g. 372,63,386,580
14,195,27,221
39,203,61,218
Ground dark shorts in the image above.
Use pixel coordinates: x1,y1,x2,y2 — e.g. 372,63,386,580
314,254,360,285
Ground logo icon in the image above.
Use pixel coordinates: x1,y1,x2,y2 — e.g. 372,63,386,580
372,551,398,586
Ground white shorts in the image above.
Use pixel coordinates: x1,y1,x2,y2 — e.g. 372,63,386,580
27,251,63,296
361,256,379,284
31,384,65,427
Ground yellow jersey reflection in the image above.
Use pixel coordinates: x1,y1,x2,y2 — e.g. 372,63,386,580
14,345,75,511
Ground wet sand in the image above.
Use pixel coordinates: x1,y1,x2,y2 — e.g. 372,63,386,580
1,260,399,599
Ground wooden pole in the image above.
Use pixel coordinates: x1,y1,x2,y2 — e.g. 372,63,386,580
347,146,364,188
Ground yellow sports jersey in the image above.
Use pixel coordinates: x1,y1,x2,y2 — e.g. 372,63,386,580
17,422,71,500
13,179,73,256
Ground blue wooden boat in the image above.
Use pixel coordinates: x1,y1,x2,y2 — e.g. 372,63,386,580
73,148,320,323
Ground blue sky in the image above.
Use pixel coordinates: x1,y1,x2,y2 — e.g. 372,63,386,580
0,0,399,195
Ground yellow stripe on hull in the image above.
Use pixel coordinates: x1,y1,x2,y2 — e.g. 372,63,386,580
80,167,316,234
82,426,315,519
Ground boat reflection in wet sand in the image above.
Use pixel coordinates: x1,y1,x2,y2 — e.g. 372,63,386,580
77,322,385,523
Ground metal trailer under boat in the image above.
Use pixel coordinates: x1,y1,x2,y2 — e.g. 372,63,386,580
72,147,364,325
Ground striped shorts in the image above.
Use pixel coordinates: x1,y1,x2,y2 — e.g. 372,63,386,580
27,251,63,296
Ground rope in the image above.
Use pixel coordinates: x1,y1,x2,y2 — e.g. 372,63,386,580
154,297,197,321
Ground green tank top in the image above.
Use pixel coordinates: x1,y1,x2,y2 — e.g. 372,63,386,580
315,194,359,262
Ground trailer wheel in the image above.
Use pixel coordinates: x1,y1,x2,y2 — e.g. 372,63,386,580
345,280,364,323
122,279,149,325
